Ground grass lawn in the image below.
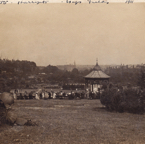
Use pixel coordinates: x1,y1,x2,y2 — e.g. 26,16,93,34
0,99,145,144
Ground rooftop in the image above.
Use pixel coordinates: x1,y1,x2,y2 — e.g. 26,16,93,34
84,60,110,79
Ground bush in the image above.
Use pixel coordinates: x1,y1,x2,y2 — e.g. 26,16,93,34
100,87,145,114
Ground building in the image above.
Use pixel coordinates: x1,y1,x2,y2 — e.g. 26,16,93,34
84,60,110,92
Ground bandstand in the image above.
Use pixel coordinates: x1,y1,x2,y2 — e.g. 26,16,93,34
84,60,110,92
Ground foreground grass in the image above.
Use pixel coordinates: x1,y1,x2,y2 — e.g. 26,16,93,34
0,99,145,144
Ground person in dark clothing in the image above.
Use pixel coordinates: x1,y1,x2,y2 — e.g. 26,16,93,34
48,92,51,99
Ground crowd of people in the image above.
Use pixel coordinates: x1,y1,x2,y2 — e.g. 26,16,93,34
11,89,101,100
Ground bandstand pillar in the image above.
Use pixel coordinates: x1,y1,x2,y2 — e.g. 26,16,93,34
91,84,93,92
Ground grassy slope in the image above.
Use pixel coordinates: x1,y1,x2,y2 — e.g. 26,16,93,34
0,99,145,144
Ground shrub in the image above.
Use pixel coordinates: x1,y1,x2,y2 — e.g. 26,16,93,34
100,87,145,114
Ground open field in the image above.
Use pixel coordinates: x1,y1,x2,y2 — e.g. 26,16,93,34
0,99,145,144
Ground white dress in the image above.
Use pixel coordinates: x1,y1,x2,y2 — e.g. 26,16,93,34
35,93,40,100
44,92,49,99
42,93,45,99
13,93,17,100
53,93,56,99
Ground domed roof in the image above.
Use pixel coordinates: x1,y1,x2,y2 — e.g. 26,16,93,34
93,62,102,71
84,60,110,79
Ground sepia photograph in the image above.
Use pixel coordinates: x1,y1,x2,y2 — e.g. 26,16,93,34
0,3,145,144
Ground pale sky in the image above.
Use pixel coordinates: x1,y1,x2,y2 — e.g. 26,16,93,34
0,4,145,66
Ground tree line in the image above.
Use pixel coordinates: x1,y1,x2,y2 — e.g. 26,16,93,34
0,58,145,92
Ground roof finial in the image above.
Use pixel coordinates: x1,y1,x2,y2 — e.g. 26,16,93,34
96,58,98,65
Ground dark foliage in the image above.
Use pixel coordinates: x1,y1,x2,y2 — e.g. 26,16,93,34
138,65,145,88
100,87,145,114
104,65,139,86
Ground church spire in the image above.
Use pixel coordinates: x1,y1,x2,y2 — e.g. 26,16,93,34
74,61,76,68
96,58,98,66
93,58,101,71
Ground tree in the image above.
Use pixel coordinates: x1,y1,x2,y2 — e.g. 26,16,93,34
138,65,145,88
72,68,79,74
43,65,60,74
